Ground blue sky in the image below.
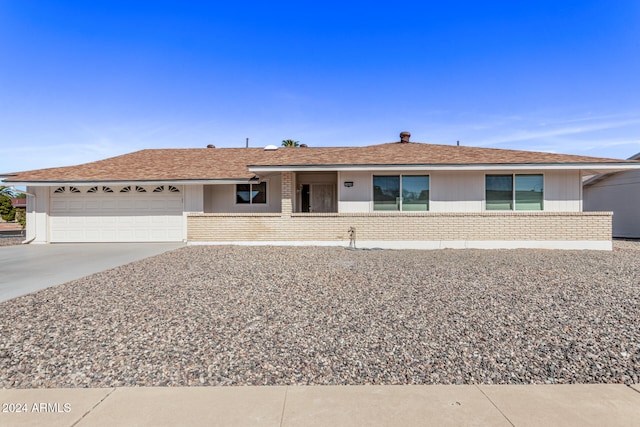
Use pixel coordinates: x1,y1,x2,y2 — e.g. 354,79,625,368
1,1,640,172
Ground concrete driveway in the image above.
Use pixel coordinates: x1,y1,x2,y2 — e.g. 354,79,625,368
0,243,184,302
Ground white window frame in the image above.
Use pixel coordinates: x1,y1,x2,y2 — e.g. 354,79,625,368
235,182,267,205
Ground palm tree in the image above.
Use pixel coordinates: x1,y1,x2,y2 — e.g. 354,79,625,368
0,186,15,197
281,139,300,147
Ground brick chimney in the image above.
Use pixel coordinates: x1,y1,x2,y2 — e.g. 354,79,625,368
400,131,411,143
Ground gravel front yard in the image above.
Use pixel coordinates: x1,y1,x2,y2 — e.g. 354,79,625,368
1,244,639,388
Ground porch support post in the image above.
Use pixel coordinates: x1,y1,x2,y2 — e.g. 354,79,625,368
281,171,293,217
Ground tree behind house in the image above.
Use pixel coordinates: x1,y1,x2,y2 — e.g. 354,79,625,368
0,187,21,222
0,195,15,221
281,139,299,147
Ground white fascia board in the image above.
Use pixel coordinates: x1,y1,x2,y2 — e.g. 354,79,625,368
248,163,640,173
2,179,253,187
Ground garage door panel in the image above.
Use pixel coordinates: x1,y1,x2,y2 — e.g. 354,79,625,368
85,229,102,240
100,216,118,225
85,216,103,226
101,201,122,211
134,199,151,210
148,199,170,210
135,228,152,239
84,200,101,210
166,229,183,240
151,230,170,239
51,200,69,210
50,193,184,242
117,229,135,240
149,216,168,225
67,200,87,210
101,229,119,240
114,199,129,209
118,217,135,226
166,199,183,209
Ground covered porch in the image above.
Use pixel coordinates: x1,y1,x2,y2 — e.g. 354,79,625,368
187,171,613,250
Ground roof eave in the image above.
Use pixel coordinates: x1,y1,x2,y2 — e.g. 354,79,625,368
248,163,640,173
0,178,257,186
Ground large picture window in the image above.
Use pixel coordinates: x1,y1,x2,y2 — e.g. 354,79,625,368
236,182,267,204
373,176,400,210
373,175,429,211
485,175,513,210
486,174,543,211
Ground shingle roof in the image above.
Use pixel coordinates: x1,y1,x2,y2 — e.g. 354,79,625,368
2,148,264,182
251,142,634,167
2,141,637,183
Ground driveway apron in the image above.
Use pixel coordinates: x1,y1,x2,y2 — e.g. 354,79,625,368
0,243,184,302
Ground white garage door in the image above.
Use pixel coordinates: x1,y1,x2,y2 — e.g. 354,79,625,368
49,185,184,242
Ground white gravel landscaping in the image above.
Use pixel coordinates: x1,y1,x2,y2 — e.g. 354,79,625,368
1,243,639,388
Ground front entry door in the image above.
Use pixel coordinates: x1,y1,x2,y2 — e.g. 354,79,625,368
310,184,336,213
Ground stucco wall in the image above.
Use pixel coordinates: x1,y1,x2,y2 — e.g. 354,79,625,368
338,171,371,212
335,170,582,213
544,170,582,212
184,185,204,212
203,174,281,213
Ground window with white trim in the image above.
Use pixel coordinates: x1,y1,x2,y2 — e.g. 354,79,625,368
236,182,267,204
485,174,543,211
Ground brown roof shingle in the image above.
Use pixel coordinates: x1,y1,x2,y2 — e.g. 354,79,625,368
2,148,264,182
250,142,634,167
2,141,637,183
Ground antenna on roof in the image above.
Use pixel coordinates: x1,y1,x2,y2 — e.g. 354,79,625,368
246,138,249,148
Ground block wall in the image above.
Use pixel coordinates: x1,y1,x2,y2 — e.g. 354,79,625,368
187,212,612,242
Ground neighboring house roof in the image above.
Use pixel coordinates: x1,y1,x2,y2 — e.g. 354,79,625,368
10,198,26,208
583,151,640,187
2,141,639,184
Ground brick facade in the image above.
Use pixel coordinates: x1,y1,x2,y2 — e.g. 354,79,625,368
187,211,612,243
281,171,293,216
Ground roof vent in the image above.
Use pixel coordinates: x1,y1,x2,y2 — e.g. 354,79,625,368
300,143,308,148
400,131,411,143
206,144,215,148
264,144,278,151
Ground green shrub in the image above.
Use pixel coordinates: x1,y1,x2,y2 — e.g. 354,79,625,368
15,208,26,229
0,195,15,221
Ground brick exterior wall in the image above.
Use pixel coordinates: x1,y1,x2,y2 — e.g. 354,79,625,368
187,212,612,242
281,172,293,216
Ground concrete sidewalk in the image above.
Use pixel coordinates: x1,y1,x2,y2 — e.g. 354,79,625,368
1,384,639,426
